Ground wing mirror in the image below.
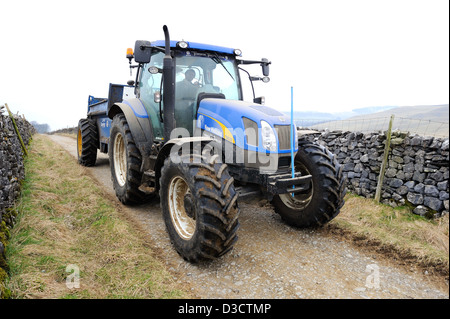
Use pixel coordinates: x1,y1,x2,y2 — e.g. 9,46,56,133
261,58,270,76
134,40,152,63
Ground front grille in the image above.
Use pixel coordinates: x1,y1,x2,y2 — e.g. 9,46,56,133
278,156,291,168
274,125,292,150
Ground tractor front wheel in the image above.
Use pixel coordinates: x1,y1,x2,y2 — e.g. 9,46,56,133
160,154,240,263
271,140,346,227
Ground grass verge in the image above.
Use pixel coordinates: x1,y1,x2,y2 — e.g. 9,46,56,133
326,193,449,278
5,134,188,299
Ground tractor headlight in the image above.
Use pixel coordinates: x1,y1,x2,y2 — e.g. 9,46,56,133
261,120,277,152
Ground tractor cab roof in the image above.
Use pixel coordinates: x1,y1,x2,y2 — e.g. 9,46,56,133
151,40,238,56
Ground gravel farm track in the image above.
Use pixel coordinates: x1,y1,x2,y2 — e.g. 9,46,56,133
48,134,448,299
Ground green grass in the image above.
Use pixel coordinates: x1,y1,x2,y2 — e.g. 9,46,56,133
329,193,449,276
4,134,188,299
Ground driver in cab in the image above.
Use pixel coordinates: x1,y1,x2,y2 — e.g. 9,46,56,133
176,69,199,101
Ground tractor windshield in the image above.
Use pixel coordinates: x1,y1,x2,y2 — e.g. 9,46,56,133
174,51,241,135
175,51,241,101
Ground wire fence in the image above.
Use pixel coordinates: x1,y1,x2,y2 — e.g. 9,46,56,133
296,116,449,138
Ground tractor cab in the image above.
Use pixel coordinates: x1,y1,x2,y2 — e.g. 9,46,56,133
129,39,270,142
135,42,243,139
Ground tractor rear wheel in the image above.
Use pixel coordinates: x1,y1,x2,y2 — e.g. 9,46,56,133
159,154,240,263
109,114,149,204
77,118,98,167
271,140,346,227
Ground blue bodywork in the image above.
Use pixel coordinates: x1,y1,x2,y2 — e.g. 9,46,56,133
197,99,298,154
89,91,297,156
151,40,236,55
86,84,134,152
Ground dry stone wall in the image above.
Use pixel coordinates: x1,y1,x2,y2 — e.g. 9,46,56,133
301,129,449,218
0,110,34,298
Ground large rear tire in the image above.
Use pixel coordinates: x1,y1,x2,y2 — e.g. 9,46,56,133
109,114,149,205
160,154,240,263
77,118,98,167
271,140,346,227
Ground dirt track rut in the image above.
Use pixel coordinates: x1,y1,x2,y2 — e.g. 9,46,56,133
47,134,448,299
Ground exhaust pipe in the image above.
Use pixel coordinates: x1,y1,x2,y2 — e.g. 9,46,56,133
162,25,175,143
163,25,171,56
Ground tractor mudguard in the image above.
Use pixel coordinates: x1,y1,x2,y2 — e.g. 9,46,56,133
153,136,213,189
108,100,154,160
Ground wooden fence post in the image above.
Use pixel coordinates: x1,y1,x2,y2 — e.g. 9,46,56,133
375,114,394,203
4,103,29,156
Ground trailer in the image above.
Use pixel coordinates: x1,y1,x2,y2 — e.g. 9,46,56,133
77,84,134,164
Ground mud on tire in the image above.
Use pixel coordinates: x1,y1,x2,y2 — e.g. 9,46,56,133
271,140,346,227
160,153,240,263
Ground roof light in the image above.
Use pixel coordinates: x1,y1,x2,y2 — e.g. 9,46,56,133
177,41,188,49
126,48,133,59
234,49,242,56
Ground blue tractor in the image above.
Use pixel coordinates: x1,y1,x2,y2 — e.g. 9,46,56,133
77,26,346,262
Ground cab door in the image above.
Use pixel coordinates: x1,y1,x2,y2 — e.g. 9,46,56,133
138,51,165,142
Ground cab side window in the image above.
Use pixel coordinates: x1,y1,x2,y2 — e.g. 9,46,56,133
139,51,165,140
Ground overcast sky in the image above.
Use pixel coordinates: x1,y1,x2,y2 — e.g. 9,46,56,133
1,0,448,131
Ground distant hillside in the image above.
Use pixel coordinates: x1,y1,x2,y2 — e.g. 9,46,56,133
306,105,449,138
351,105,399,115
49,126,77,135
288,105,398,126
347,104,449,123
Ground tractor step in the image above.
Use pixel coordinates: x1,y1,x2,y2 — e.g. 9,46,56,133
144,170,156,177
138,184,156,194
140,170,157,194
235,186,262,198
